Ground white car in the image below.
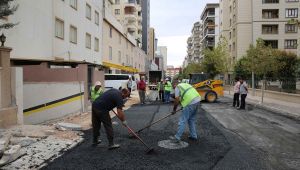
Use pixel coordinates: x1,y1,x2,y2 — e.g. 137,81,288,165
104,74,137,90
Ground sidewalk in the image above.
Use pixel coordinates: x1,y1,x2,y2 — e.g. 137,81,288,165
224,91,300,121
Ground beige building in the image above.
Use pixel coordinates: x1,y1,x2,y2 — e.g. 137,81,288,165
220,0,300,62
191,22,202,63
111,0,143,46
103,0,145,74
200,3,220,54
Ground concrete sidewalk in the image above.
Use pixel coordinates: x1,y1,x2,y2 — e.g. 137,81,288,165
224,91,300,121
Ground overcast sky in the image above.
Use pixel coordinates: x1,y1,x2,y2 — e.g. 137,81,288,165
150,0,219,67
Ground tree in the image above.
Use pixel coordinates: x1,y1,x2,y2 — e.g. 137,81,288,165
0,0,18,30
181,62,203,79
202,38,230,79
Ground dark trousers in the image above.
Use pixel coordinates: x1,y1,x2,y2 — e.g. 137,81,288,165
159,90,164,102
128,88,132,97
240,94,247,109
92,107,114,145
233,93,240,107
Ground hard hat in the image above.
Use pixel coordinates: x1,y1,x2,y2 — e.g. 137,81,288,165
95,81,102,86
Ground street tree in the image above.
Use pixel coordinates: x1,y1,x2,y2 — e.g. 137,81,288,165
0,0,18,30
202,38,230,79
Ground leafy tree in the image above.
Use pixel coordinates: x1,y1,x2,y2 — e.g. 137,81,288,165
0,0,18,30
181,62,203,79
202,38,230,79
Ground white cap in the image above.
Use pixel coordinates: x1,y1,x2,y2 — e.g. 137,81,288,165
95,81,102,86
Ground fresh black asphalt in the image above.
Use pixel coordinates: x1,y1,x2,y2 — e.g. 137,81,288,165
43,102,269,170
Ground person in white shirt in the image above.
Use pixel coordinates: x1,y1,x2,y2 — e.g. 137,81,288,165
238,78,248,110
233,77,240,108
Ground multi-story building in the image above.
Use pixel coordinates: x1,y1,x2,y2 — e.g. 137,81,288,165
157,46,168,72
5,0,104,124
166,66,181,78
200,3,220,52
142,0,150,54
103,0,145,74
191,22,202,62
220,0,300,61
112,0,143,46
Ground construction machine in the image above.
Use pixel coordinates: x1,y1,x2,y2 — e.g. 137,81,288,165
189,73,224,102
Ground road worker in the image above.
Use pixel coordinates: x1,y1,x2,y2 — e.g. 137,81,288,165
169,80,201,143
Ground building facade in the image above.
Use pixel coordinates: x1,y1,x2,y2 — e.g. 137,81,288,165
157,46,168,71
200,3,220,53
166,66,181,78
111,0,143,46
142,0,150,54
103,0,145,74
219,0,300,61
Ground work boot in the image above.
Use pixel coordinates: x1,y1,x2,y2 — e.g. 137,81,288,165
188,137,198,141
169,135,181,143
92,139,102,147
108,144,120,150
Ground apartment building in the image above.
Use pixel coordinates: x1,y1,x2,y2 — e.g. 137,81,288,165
103,0,145,74
220,0,300,61
157,46,168,71
5,0,104,124
166,66,181,78
112,0,143,46
141,0,150,54
191,22,202,62
200,3,220,52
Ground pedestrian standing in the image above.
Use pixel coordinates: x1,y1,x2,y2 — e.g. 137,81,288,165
238,78,248,110
92,88,129,149
232,77,240,108
90,81,104,102
127,77,132,98
137,76,146,104
157,79,165,102
164,78,172,103
169,81,201,143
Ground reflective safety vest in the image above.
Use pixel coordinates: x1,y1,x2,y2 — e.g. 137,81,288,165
91,86,104,102
177,83,200,107
164,81,172,92
157,82,163,91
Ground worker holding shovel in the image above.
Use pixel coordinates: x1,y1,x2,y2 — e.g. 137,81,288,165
169,80,201,143
92,88,130,149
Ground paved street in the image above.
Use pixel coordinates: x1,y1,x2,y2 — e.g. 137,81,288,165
41,92,282,170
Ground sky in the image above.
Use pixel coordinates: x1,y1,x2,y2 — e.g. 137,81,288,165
150,0,219,67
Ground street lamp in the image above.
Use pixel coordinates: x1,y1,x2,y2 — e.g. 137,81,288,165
0,33,6,47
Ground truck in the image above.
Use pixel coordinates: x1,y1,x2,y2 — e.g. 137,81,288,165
148,70,163,90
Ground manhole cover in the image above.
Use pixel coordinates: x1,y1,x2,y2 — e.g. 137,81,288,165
158,140,189,149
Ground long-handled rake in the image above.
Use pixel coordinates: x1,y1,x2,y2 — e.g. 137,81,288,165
111,110,155,154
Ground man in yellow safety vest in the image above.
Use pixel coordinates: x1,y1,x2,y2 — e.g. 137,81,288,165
91,81,104,102
164,78,172,103
169,80,201,143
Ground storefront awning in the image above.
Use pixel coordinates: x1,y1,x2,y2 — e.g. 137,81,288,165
103,61,139,73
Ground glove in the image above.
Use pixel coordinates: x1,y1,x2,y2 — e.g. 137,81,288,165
122,120,128,126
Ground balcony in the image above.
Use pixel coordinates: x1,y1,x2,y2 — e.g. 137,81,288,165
127,25,137,33
262,9,279,19
125,13,137,22
125,0,137,8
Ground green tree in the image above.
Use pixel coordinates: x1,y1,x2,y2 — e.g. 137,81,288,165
181,62,203,78
202,38,230,79
0,0,18,30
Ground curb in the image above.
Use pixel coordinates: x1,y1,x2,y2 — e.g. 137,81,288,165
223,94,300,122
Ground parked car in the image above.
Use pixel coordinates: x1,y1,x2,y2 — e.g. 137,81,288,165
104,74,137,90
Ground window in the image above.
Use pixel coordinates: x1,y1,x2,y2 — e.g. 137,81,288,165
285,24,298,33
55,18,64,39
264,40,278,48
262,25,278,34
109,27,112,38
115,0,120,4
69,25,77,44
86,33,91,49
229,32,231,39
94,37,99,51
115,9,120,15
262,9,279,19
262,0,279,3
233,28,236,37
118,51,121,63
232,42,236,51
70,0,77,9
285,39,297,49
95,11,99,25
286,9,298,18
86,3,91,20
109,46,113,60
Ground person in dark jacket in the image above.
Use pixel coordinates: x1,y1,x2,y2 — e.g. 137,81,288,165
92,88,129,149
